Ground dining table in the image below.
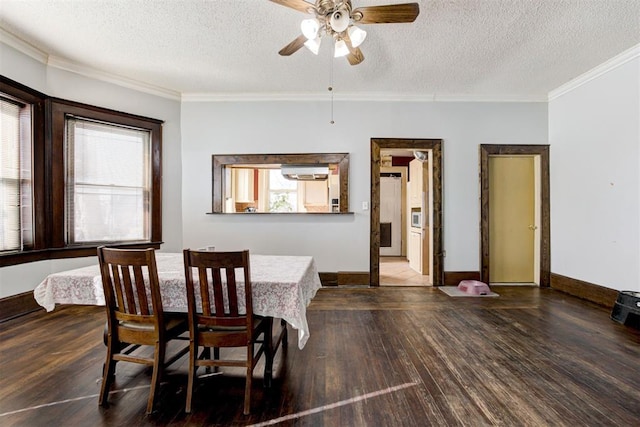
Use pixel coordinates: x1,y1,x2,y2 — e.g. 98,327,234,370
34,253,322,353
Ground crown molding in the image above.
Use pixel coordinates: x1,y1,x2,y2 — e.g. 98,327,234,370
1,27,180,101
432,94,547,103
181,92,547,103
0,27,48,63
182,92,331,102
46,56,181,101
548,43,640,101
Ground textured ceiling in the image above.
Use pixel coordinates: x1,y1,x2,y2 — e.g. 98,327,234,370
1,0,639,99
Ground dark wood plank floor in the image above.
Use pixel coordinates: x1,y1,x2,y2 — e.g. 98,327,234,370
1,286,639,426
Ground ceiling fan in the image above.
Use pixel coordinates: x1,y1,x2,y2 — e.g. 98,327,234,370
269,0,420,65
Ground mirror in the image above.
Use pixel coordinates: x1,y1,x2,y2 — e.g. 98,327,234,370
211,153,349,214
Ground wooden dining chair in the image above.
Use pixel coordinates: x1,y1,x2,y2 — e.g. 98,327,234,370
97,246,189,414
182,249,270,415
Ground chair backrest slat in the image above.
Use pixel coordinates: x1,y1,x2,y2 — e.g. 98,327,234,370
111,264,127,312
133,265,150,315
198,267,212,316
226,268,239,317
121,265,137,314
212,267,226,315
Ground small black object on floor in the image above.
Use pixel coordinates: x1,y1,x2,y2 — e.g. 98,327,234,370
611,291,640,329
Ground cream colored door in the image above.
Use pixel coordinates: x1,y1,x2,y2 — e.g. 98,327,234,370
380,176,401,256
489,156,535,283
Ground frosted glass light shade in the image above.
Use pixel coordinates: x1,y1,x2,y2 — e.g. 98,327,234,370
300,18,320,40
347,25,367,48
334,39,349,57
330,8,350,33
304,37,321,55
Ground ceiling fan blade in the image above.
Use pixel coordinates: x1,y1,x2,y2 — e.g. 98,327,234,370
278,34,307,56
352,3,420,24
343,32,364,66
268,0,315,14
346,49,364,66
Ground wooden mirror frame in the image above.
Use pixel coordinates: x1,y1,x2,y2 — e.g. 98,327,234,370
211,153,350,213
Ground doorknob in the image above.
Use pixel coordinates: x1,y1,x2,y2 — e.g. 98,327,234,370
528,225,538,230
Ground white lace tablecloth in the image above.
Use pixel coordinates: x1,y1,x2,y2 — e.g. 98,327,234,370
34,253,322,349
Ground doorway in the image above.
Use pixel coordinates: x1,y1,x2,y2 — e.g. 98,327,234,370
370,139,443,287
479,145,550,287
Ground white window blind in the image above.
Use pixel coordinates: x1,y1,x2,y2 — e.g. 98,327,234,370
65,117,151,244
0,97,32,252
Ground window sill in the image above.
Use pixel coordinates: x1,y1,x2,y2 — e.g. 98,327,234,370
206,212,355,215
0,241,162,267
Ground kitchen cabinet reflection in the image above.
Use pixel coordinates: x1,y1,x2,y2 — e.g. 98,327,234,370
211,153,350,214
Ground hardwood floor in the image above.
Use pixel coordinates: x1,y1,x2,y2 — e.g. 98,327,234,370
1,287,639,426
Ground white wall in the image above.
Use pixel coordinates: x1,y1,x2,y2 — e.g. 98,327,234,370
181,100,547,274
549,55,640,292
1,40,549,297
0,42,183,298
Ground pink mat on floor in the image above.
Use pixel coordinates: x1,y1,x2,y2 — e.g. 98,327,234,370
439,286,499,297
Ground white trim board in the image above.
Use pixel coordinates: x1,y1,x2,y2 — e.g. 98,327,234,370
548,43,640,101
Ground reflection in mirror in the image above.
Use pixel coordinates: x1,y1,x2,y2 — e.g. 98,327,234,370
211,154,349,214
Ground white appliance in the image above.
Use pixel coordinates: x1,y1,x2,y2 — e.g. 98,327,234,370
411,210,422,228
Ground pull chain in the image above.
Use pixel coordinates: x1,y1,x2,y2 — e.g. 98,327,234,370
328,52,335,124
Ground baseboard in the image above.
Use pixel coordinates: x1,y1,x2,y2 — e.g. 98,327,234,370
443,271,481,286
319,272,338,286
337,271,370,286
551,273,620,309
324,270,482,287
0,291,42,322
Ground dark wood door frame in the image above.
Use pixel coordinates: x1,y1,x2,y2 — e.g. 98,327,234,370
370,138,443,287
479,144,550,287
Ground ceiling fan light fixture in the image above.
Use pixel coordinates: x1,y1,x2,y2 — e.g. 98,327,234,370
271,0,420,66
334,39,349,58
330,8,350,33
347,25,367,48
300,18,320,40
304,37,322,55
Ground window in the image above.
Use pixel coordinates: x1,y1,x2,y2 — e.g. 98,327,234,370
49,99,163,252
268,169,297,212
65,117,151,244
0,76,163,267
0,95,32,252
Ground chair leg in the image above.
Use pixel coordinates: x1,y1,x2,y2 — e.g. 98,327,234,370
185,341,197,414
244,345,253,415
146,342,165,415
281,319,288,346
263,318,274,388
99,337,117,407
213,347,220,373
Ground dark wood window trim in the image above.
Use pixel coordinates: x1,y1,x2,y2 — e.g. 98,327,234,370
0,76,163,267
0,76,46,252
211,153,350,214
